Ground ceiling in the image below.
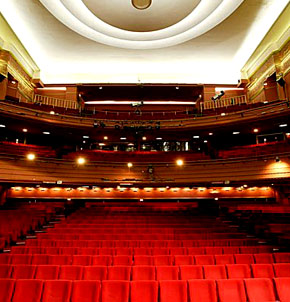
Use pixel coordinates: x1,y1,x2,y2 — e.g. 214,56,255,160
0,0,289,84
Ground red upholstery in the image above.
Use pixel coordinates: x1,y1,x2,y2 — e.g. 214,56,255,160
134,248,152,256
31,255,49,265
156,266,179,280
10,255,32,265
274,278,290,302
115,248,133,256
203,265,227,279
159,280,187,302
72,255,92,266
71,281,101,302
113,256,132,266
99,248,114,255
0,254,11,264
226,264,251,279
254,254,274,264
49,255,72,265
107,266,131,280
251,264,274,278
205,247,223,255
78,248,96,256
0,279,15,302
12,279,43,302
170,248,186,255
215,255,235,265
134,256,153,266
0,264,12,278
273,263,290,277
244,278,276,302
83,266,107,280
132,266,155,280
234,254,255,264
174,255,194,265
131,281,158,302
42,280,72,302
12,265,36,279
58,265,83,280
92,256,112,266
274,253,290,263
217,279,247,302
153,255,173,266
101,281,130,302
195,255,214,265
188,279,217,302
187,247,205,255
180,265,203,280
35,265,59,279
223,247,240,254
152,248,169,255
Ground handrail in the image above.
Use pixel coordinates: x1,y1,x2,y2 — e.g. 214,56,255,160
34,94,78,110
0,99,289,130
200,95,248,111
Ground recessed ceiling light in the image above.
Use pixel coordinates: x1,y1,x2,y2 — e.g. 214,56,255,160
43,132,50,135
120,137,127,140
0,125,5,128
193,136,199,139
156,137,163,140
209,132,213,136
22,129,28,132
142,136,147,141
50,111,55,115
27,153,35,161
104,136,108,140
83,135,89,139
279,124,287,127
233,131,240,135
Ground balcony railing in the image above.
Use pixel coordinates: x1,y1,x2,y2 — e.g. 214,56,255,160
34,94,78,110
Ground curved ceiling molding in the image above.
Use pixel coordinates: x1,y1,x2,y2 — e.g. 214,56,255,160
39,0,245,49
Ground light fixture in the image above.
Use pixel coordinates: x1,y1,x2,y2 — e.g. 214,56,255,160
127,162,133,168
279,124,287,128
128,143,134,146
233,132,240,135
221,113,226,116
27,153,35,161
243,184,248,188
253,128,259,133
99,143,105,146
176,159,184,166
23,128,28,133
83,135,89,139
193,136,199,139
77,157,86,165
156,137,163,140
132,0,152,10
120,137,127,140
209,132,213,136
204,140,208,143
142,136,147,141
50,111,55,115
43,132,50,135
104,136,108,140
0,124,6,128
139,199,144,202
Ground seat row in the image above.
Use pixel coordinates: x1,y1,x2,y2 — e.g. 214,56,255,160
1,278,290,302
1,253,289,266
25,238,260,247
1,263,290,280
10,246,275,256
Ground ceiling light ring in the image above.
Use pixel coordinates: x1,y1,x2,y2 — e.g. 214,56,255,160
40,0,244,49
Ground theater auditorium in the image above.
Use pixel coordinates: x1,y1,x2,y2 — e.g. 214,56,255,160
0,1,290,301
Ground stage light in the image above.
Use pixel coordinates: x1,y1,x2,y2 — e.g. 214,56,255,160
209,132,213,136
253,128,259,133
193,136,199,139
279,124,287,128
142,136,147,141
120,137,127,140
83,135,89,139
127,162,133,168
23,128,28,132
99,143,105,146
27,153,35,161
176,159,184,166
77,157,86,165
221,113,226,116
104,136,108,140
156,137,162,140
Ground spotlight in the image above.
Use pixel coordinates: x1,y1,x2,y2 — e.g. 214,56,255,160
127,162,133,168
253,128,259,133
142,136,147,141
104,136,108,140
23,128,28,133
176,159,184,166
212,90,225,101
27,153,35,161
77,157,86,165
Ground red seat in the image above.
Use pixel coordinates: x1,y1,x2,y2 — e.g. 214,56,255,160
195,255,214,265
12,264,36,279
273,263,290,277
215,255,235,265
251,264,274,278
60,247,78,255
254,254,274,264
234,254,254,264
170,248,187,255
274,253,290,263
31,254,49,265
98,248,115,255
226,264,251,279
72,255,92,266
49,255,72,265
0,264,12,278
83,266,107,280
174,255,194,265
59,265,83,280
92,256,112,266
217,279,247,302
274,278,290,302
203,265,227,279
12,279,43,302
71,280,101,302
10,254,32,265
223,247,240,254
134,248,152,256
78,248,96,256
0,279,15,302
159,280,187,302
131,281,158,302
35,265,59,280
153,255,173,266
187,247,205,255
113,256,132,266
107,266,131,280
0,254,11,264
132,266,156,280
244,278,276,302
188,279,217,302
156,266,179,280
180,265,203,280
101,281,130,302
205,247,223,255
134,256,153,266
115,248,133,256
42,280,72,302
152,248,169,255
